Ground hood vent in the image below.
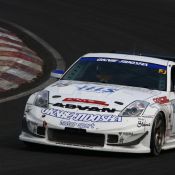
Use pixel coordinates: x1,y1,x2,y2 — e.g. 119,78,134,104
114,101,124,105
52,95,61,98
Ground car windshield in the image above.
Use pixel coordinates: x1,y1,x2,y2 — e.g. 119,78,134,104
62,57,167,91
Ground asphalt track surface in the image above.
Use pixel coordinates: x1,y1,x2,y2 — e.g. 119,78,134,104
1,0,175,174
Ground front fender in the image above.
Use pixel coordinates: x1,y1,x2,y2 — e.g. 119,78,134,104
143,102,171,142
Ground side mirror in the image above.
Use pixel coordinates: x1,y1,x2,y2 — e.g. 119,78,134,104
50,69,64,79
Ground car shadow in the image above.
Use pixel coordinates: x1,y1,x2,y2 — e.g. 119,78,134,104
19,142,153,159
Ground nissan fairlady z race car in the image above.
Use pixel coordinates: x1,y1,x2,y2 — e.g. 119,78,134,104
19,53,175,155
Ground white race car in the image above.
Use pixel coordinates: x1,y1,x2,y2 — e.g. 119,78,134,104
19,53,175,156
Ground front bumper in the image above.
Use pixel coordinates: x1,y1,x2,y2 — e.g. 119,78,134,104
19,132,150,153
19,117,150,154
19,102,154,154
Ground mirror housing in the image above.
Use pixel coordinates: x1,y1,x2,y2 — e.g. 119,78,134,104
50,69,64,79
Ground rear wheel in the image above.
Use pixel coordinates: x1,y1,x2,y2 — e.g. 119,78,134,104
150,113,165,156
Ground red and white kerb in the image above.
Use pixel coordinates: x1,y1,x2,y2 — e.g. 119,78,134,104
0,27,43,92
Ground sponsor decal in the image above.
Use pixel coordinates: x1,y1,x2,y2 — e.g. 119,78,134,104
97,58,118,63
53,102,116,113
137,117,151,127
153,96,169,104
158,69,167,75
41,108,122,123
63,98,109,106
122,132,134,136
118,60,148,67
60,120,95,129
80,57,167,70
77,85,118,93
143,116,154,118
137,120,151,127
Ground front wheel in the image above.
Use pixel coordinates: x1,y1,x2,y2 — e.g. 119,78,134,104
150,113,165,156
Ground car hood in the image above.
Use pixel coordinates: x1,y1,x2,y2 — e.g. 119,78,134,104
46,80,161,111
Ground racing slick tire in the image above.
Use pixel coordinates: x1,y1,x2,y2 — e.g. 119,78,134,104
150,113,165,156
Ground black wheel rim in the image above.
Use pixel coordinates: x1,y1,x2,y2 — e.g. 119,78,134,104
154,118,164,153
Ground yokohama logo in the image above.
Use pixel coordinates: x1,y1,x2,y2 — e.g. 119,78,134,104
0,27,43,92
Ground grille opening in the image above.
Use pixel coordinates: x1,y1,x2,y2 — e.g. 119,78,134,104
107,134,118,143
48,128,105,147
37,126,45,136
64,127,86,134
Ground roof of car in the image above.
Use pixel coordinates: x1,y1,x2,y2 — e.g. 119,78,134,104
82,53,175,66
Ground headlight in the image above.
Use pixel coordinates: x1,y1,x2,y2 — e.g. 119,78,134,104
34,90,49,108
119,100,149,117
